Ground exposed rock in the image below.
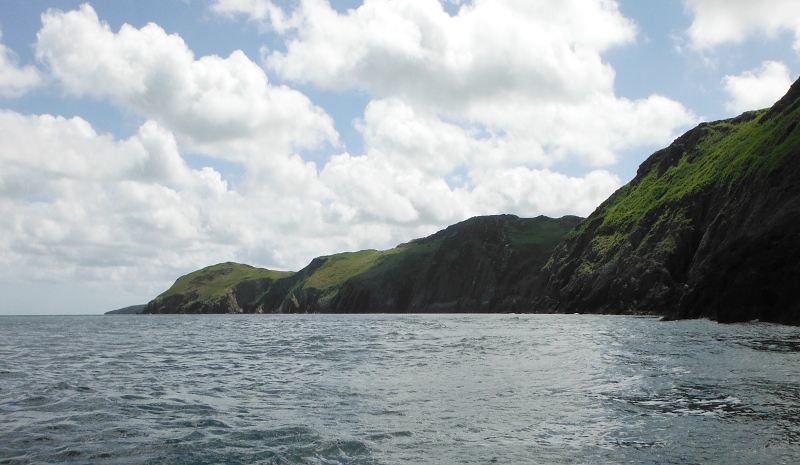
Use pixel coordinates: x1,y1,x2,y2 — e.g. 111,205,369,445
536,78,800,324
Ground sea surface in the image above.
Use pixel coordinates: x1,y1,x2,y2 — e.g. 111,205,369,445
1,314,799,464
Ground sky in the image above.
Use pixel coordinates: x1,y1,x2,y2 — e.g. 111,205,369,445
1,0,799,315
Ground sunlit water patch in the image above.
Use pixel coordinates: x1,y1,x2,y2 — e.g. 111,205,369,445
1,314,799,464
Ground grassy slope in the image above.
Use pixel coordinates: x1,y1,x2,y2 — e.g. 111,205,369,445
282,234,447,310
298,215,582,313
540,79,800,318
155,262,293,303
563,107,795,274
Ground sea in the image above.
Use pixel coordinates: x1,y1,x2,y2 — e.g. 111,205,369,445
1,314,799,464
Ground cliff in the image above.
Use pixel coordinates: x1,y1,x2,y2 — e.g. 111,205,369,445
105,304,146,315
144,215,581,314
144,263,293,314
536,78,800,324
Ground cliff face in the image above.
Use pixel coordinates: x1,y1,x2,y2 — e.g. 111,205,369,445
537,78,800,324
144,263,292,314
144,215,581,314
324,215,582,313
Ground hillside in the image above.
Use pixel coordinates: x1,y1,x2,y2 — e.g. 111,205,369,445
536,78,800,324
144,263,293,314
144,215,581,314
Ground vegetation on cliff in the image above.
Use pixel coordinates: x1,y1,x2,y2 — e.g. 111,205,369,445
537,78,800,324
144,215,581,314
145,263,292,314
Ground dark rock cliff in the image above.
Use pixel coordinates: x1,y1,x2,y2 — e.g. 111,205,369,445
536,78,800,324
325,215,582,313
144,215,581,314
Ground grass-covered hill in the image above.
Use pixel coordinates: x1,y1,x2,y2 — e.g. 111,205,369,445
536,77,800,324
144,263,293,314
144,215,582,314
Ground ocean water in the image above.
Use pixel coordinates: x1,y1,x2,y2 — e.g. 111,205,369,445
1,314,799,464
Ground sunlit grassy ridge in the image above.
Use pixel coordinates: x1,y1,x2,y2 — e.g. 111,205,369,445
302,250,384,292
156,262,292,301
560,105,800,275
539,79,800,322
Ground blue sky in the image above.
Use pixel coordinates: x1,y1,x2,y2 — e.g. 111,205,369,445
0,0,798,314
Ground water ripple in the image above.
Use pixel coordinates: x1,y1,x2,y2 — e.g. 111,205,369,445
1,314,800,464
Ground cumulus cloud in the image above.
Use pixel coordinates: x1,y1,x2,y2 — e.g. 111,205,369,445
0,109,343,303
0,29,41,97
320,98,621,226
35,3,338,161
264,0,633,104
0,111,232,286
723,61,793,113
685,0,800,52
215,0,696,166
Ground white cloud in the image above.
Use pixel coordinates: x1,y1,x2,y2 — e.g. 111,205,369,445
35,3,338,161
264,0,633,105
723,61,793,113
0,109,345,308
320,98,622,226
0,110,232,286
0,29,41,97
685,0,800,52
216,0,695,167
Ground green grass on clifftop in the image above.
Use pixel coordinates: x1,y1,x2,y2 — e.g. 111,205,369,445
156,262,293,302
566,106,800,269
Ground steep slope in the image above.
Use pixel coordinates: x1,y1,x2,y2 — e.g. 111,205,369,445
537,78,800,324
144,263,293,314
309,215,581,313
144,215,581,314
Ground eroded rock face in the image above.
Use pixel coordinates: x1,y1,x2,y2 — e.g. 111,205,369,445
536,79,800,324
143,215,581,314
325,215,582,313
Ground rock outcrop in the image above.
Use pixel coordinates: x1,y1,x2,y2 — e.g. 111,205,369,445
536,78,800,324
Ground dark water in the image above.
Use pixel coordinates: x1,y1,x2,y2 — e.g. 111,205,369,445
1,314,799,464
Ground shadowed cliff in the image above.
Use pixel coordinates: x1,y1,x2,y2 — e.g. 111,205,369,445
536,77,800,324
144,215,581,314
